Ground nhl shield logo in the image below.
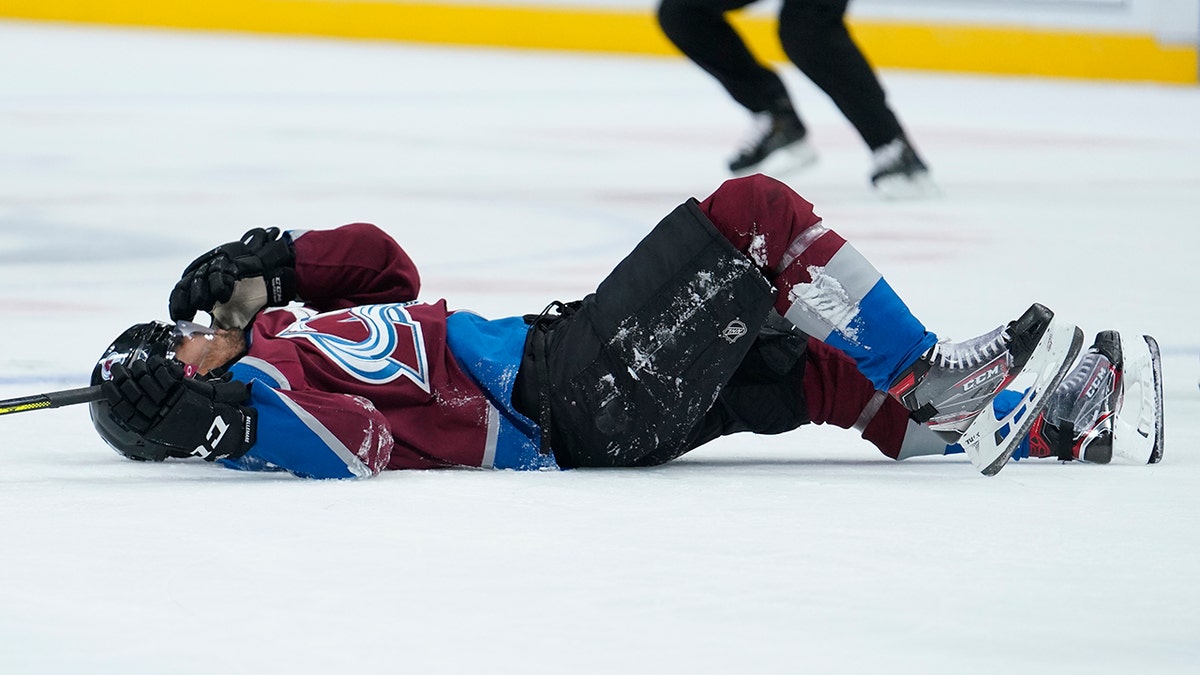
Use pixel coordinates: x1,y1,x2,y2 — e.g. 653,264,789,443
721,319,748,344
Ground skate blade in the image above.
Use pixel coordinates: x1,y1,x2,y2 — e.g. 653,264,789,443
872,171,941,200
958,317,1085,476
1110,334,1165,464
733,141,818,179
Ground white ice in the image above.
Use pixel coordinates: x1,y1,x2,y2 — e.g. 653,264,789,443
1,20,1198,674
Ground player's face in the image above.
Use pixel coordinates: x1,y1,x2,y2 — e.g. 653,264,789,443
172,322,245,375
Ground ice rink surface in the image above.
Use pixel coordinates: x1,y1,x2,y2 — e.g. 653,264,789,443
1,19,1198,674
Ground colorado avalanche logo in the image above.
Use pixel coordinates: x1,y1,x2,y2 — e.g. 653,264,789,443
278,304,431,392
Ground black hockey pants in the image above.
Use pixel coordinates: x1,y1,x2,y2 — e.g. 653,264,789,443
513,200,811,469
656,0,903,149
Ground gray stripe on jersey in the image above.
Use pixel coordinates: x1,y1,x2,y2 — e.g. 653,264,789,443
481,403,500,470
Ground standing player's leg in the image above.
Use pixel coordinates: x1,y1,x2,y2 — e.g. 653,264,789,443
776,0,934,195
656,0,816,176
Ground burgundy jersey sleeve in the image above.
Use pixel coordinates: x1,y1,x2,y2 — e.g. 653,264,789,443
289,223,421,311
224,382,397,478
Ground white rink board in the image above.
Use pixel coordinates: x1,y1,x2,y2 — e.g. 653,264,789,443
345,0,1200,41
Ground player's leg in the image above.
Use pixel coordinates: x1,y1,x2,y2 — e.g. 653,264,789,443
656,0,783,113
1016,331,1164,464
656,0,815,176
670,327,1163,468
799,337,952,460
799,339,1156,465
778,0,898,150
668,328,947,464
528,199,776,468
698,174,1082,474
653,315,813,464
700,173,935,387
776,0,934,196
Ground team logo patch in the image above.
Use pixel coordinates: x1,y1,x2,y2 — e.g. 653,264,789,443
721,319,749,344
278,304,431,391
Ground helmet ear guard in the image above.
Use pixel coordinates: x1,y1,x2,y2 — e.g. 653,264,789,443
89,322,179,462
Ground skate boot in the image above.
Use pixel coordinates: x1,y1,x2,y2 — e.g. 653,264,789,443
870,136,938,199
1026,331,1164,464
889,303,1083,475
729,110,817,177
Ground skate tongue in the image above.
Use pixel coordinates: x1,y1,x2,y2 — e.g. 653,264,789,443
958,317,1084,476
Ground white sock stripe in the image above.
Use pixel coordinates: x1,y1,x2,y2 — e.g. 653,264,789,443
775,220,829,274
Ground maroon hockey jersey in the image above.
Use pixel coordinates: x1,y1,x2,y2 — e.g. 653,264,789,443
224,223,545,478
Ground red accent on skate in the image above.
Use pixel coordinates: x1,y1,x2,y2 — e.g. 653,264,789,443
1027,416,1053,458
890,372,916,395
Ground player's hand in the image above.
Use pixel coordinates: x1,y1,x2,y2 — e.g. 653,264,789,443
168,227,297,327
101,356,256,461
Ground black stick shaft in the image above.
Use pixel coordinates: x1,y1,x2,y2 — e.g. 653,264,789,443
0,385,104,416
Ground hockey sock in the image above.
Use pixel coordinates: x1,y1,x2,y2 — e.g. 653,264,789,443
802,337,927,460
700,174,937,389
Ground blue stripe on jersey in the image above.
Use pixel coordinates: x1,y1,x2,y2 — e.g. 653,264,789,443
821,277,938,390
227,359,284,390
219,361,370,479
220,385,371,479
445,312,558,471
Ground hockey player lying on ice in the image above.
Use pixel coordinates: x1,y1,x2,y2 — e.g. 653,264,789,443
90,175,1165,479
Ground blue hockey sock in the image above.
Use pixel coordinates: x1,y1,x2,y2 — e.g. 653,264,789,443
781,254,937,390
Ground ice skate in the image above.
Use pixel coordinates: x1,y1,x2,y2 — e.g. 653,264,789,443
729,111,817,177
870,136,938,199
889,303,1084,475
1026,331,1164,465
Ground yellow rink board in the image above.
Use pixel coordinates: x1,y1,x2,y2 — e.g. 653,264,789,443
2,0,1196,83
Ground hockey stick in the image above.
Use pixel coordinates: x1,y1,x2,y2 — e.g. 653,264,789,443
0,385,103,416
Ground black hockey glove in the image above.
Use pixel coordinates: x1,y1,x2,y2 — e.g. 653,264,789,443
168,227,297,328
101,356,257,461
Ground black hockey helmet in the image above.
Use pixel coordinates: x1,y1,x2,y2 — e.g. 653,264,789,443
89,321,182,462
